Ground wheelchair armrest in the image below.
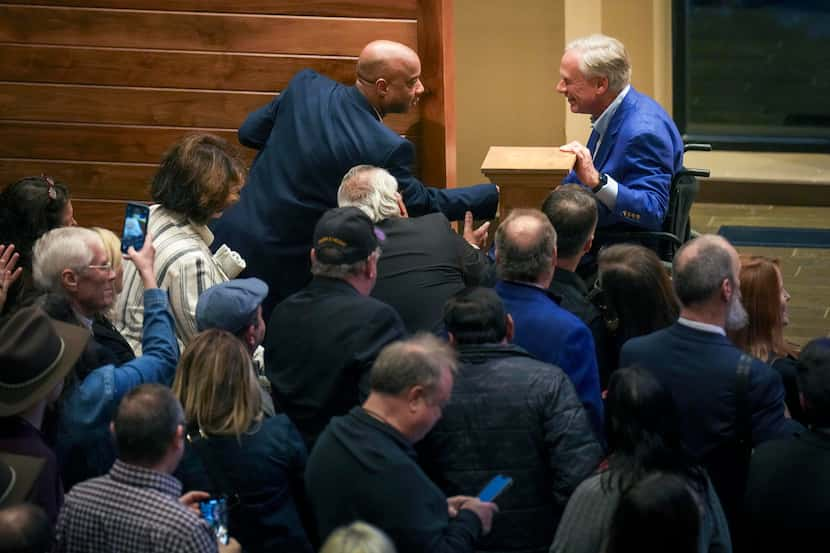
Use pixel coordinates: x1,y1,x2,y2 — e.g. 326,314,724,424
684,143,712,152
680,168,710,179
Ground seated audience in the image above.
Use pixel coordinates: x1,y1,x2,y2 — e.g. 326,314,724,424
595,243,679,383
744,337,830,551
338,164,490,333
266,207,406,448
729,255,803,421
0,307,89,523
306,335,498,553
33,233,180,489
419,287,602,553
551,367,730,553
195,278,275,417
32,227,132,371
620,234,801,543
0,503,53,553
174,330,312,553
541,186,610,383
604,473,702,553
0,175,76,314
494,209,604,439
0,244,22,314
114,133,247,354
320,522,397,553
90,227,135,364
54,384,240,552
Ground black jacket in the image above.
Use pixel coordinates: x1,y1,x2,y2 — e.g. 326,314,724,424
265,277,406,449
419,343,604,553
306,407,482,553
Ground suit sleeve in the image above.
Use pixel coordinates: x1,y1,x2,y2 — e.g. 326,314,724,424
748,361,803,445
239,94,282,150
562,326,605,441
354,305,407,401
606,130,674,230
385,141,499,221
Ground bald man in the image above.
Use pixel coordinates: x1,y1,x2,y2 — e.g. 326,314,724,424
211,40,499,318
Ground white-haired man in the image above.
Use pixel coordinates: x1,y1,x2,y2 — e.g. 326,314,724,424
558,34,683,235
338,164,491,333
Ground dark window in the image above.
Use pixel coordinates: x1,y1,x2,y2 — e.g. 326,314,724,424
673,0,830,152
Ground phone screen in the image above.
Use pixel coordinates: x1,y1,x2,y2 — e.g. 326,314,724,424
478,474,513,502
120,202,150,253
199,498,229,545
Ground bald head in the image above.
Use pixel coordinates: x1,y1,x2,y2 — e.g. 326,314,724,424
672,234,739,307
495,209,557,285
356,40,424,116
0,504,52,553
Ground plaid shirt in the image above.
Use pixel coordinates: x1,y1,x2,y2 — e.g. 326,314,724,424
54,460,217,553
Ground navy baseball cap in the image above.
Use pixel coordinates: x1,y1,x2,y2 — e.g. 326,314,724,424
196,278,268,334
313,207,384,265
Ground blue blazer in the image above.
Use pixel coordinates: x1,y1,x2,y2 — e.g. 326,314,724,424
211,70,498,310
563,87,683,230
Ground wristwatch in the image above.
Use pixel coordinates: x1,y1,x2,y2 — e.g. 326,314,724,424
593,173,608,193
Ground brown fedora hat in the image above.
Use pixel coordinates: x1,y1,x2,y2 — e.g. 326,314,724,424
0,306,90,417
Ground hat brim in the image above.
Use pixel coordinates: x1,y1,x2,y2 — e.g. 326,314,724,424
0,319,90,417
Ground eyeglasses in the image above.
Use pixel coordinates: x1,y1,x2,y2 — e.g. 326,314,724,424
87,262,115,274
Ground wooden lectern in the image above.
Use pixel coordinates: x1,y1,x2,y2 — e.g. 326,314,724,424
480,146,576,217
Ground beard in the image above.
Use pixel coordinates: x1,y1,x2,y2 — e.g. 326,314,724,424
725,293,749,331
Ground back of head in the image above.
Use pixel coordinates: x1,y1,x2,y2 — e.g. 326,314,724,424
356,40,418,82
31,227,100,294
113,383,183,467
443,287,507,345
598,244,678,341
541,186,597,259
370,334,457,397
311,207,382,280
320,521,397,553
0,175,71,270
797,337,830,427
173,329,261,437
565,34,631,94
495,209,557,283
0,503,52,553
605,472,701,553
151,133,245,225
338,165,401,223
672,234,735,308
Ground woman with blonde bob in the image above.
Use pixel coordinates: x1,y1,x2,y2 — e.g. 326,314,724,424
728,255,803,421
174,329,312,553
320,521,397,553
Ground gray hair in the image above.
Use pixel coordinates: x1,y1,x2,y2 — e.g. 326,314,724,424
672,235,736,307
32,227,100,293
370,334,457,397
320,521,397,553
311,248,381,280
338,165,401,223
495,209,557,283
565,34,631,94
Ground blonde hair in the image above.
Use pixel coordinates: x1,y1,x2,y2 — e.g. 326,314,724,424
320,522,397,553
172,329,262,437
92,227,122,272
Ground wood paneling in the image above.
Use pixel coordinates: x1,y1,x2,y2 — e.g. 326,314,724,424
0,6,417,56
72,199,132,233
0,45,357,91
0,0,418,18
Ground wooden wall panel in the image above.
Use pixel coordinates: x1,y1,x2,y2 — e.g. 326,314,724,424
0,6,417,55
0,0,418,18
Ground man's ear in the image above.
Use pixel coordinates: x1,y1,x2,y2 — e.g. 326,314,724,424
109,421,116,439
310,248,317,265
407,385,425,411
594,75,609,95
376,78,389,97
447,332,457,346
61,268,79,292
396,192,409,218
584,234,595,254
243,325,256,349
172,424,185,453
505,314,515,343
721,277,733,302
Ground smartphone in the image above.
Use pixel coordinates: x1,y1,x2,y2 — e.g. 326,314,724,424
120,202,150,254
199,498,229,545
478,474,513,502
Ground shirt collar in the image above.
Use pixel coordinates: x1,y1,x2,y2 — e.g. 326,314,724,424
592,84,630,136
108,459,183,497
677,317,726,336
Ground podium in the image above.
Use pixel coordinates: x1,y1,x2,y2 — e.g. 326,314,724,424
480,146,576,217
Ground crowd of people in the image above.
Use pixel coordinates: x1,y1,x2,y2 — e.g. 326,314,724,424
0,33,827,553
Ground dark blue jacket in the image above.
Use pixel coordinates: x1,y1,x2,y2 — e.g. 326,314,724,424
563,87,683,231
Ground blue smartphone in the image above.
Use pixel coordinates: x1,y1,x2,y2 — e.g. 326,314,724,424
199,498,229,545
478,474,513,502
120,202,150,254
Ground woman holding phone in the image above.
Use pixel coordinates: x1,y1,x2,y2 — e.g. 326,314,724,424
113,133,247,354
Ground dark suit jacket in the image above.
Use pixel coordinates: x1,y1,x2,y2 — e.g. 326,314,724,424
744,429,830,550
211,69,498,315
372,213,490,334
264,277,406,449
563,87,683,231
